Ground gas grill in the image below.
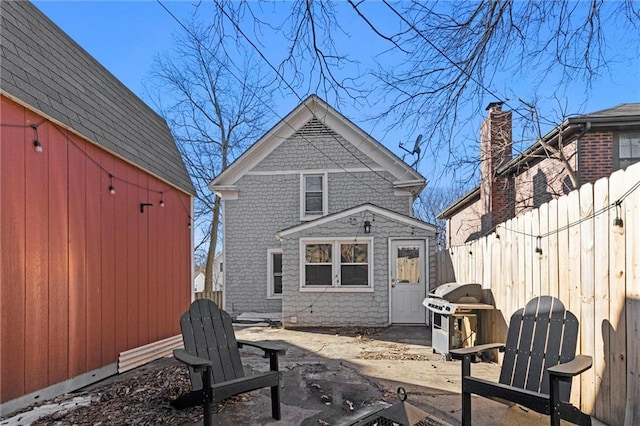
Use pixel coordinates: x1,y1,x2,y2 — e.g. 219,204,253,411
422,282,494,360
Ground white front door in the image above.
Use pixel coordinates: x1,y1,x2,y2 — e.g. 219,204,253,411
390,240,427,324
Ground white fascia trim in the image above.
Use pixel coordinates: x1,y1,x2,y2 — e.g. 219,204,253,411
209,185,238,200
211,98,318,187
278,204,437,238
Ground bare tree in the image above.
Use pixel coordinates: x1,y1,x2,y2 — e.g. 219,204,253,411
149,19,274,292
211,0,639,182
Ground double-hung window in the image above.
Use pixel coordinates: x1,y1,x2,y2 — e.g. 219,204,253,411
301,238,373,292
301,173,327,220
267,249,283,299
618,132,640,169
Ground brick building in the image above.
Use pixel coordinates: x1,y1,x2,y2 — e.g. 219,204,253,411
439,103,640,246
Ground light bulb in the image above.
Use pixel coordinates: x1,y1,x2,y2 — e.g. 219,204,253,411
33,139,43,153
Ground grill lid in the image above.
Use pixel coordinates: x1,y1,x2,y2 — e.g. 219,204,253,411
429,282,482,303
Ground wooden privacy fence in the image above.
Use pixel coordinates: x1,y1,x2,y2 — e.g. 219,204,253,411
195,290,223,308
435,164,640,426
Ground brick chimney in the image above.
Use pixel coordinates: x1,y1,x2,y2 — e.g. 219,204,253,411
480,102,514,232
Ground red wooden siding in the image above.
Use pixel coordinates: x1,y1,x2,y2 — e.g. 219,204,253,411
0,96,192,403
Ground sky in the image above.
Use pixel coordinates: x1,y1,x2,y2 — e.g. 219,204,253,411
32,1,640,189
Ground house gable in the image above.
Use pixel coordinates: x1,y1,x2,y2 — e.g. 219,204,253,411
210,95,425,197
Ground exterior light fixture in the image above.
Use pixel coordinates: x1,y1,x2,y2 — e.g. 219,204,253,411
363,220,371,234
613,201,625,235
31,124,43,153
535,236,543,255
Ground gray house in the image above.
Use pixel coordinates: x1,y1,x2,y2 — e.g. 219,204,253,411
210,95,437,327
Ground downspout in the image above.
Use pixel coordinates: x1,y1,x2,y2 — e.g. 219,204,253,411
575,122,592,187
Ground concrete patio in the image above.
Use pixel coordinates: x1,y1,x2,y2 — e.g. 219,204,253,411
2,325,605,425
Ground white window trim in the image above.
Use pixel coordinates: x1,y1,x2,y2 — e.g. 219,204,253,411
300,172,328,221
299,237,374,293
267,248,283,299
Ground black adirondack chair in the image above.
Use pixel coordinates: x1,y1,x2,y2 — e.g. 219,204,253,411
171,299,285,425
450,296,592,426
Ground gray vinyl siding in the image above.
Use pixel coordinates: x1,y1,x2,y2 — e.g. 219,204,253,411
222,117,427,319
280,213,435,327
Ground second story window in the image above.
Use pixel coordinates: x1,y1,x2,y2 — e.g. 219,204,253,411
618,132,640,169
301,173,327,220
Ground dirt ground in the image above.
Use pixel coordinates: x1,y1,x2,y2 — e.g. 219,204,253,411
2,325,564,426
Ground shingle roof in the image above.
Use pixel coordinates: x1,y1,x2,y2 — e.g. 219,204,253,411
0,1,195,195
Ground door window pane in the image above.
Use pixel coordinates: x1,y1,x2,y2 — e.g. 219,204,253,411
396,245,420,284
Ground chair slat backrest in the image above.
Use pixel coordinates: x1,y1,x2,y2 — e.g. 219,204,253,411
498,296,577,400
180,299,245,390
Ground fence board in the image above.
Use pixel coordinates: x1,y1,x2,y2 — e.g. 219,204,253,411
579,183,595,413
516,214,526,310
531,208,541,297
624,165,640,425
566,190,582,406
557,195,570,307
436,164,640,424
538,203,549,297
593,177,610,421
547,199,559,298
608,169,627,426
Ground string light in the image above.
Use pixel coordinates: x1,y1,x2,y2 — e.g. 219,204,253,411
109,174,116,195
31,124,43,153
535,236,542,255
159,192,165,207
613,201,624,235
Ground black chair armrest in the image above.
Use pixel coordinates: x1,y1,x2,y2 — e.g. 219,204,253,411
173,349,210,372
237,340,286,371
237,340,286,356
450,343,505,359
548,355,592,377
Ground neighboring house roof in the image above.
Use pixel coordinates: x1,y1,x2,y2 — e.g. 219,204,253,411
436,187,480,220
496,103,640,177
437,103,640,219
0,1,195,195
210,95,426,196
277,203,437,238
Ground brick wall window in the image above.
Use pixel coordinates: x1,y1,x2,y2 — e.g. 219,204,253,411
300,238,373,292
618,132,640,169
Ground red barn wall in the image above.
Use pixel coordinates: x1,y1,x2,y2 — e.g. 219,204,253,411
1,96,192,403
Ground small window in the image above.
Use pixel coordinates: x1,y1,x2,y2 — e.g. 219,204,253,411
304,243,332,286
340,243,369,286
301,239,373,291
301,173,327,219
267,249,283,299
618,132,640,169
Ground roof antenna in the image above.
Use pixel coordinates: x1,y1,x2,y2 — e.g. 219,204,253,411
399,134,423,170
